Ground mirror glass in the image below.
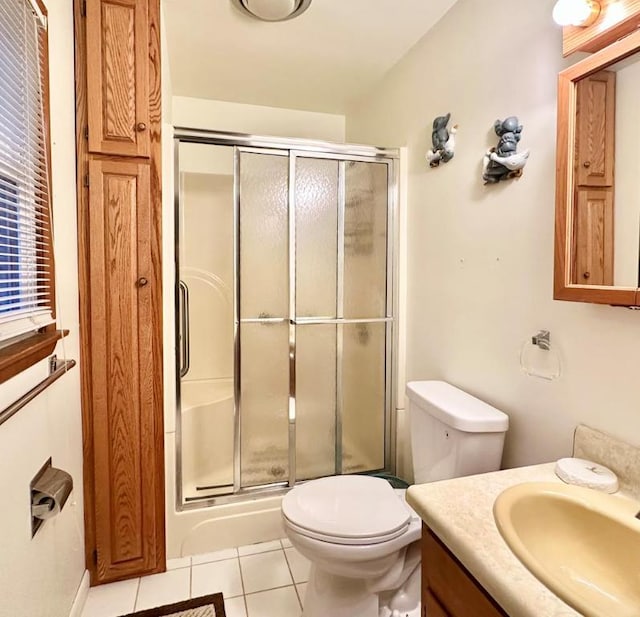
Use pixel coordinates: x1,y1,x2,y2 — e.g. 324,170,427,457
570,52,640,287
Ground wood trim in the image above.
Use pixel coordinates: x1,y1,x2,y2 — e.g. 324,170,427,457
37,4,57,324
554,29,640,306
74,0,165,585
560,28,640,82
73,0,97,583
0,330,68,384
563,0,640,57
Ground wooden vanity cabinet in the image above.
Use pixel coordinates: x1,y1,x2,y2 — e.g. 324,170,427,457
422,525,508,617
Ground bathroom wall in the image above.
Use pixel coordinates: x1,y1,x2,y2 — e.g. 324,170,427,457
346,0,640,470
172,96,346,142
0,1,86,615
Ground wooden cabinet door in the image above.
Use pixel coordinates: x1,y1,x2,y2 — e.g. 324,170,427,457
422,526,507,617
573,188,613,285
575,70,615,187
87,159,164,582
425,590,450,617
86,0,150,157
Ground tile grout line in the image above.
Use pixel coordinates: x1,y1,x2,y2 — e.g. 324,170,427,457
133,577,141,612
236,553,249,617
282,549,302,610
244,582,300,597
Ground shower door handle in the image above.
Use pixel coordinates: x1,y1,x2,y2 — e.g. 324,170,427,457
179,280,190,378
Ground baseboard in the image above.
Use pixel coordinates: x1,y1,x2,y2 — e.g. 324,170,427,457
68,569,90,617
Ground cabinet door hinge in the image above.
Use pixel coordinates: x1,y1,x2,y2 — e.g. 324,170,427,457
83,173,90,188
92,548,97,565
80,0,87,17
84,126,89,139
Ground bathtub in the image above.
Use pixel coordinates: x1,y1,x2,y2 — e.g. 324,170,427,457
180,378,235,500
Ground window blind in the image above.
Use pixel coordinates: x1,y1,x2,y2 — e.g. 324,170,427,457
0,0,54,344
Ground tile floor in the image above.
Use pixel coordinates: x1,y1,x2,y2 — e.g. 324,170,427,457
81,538,310,617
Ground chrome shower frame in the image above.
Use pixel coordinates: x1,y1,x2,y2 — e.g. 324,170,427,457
174,128,400,511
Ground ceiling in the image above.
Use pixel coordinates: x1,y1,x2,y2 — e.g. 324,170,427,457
162,0,458,115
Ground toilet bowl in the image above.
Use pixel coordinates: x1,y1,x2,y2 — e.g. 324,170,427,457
282,475,422,617
282,381,509,617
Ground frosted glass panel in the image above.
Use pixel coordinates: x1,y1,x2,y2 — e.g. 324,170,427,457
342,322,386,473
295,158,339,318
240,322,289,488
296,324,336,480
178,143,236,500
344,162,389,318
240,152,289,319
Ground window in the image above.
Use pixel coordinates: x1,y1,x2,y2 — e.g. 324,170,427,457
0,0,55,346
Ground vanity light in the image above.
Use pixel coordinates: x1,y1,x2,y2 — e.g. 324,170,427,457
231,0,312,22
552,0,601,27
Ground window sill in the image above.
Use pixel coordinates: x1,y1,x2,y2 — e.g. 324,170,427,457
0,329,69,384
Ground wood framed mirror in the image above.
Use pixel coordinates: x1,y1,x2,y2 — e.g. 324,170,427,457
555,29,640,306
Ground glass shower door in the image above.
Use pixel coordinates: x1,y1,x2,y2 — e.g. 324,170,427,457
177,136,395,508
237,150,290,489
292,154,392,481
177,142,236,501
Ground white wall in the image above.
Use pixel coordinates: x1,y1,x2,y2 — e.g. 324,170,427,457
172,96,346,142
0,1,85,616
346,0,640,469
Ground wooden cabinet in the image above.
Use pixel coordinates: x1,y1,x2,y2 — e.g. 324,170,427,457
87,160,163,581
422,525,507,617
86,0,150,157
554,31,640,306
571,70,615,287
573,189,613,285
75,0,164,585
575,71,615,187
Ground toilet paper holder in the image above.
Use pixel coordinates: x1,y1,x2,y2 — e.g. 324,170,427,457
30,458,73,537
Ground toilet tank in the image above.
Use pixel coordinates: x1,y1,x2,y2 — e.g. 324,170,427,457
406,381,509,484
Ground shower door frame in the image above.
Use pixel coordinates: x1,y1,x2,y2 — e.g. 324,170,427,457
174,128,400,511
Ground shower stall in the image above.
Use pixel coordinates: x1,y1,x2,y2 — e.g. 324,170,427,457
174,129,398,509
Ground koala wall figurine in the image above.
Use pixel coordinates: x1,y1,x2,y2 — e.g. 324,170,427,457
426,113,457,168
482,116,530,184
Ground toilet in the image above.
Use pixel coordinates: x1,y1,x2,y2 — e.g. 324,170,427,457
281,381,509,617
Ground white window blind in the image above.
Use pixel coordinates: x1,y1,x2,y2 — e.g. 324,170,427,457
0,0,54,343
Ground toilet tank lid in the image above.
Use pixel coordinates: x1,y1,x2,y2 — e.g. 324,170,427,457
406,380,509,433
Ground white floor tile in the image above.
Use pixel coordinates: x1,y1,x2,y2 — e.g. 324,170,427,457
240,550,293,594
280,537,292,548
81,578,139,617
295,582,307,607
238,540,283,556
245,586,302,617
192,547,239,565
224,596,248,617
192,558,244,599
284,547,311,584
166,556,191,570
135,568,190,611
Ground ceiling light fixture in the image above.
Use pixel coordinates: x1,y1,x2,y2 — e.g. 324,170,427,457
231,0,312,22
552,0,601,27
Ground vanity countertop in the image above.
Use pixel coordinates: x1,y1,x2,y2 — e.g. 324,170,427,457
407,463,581,617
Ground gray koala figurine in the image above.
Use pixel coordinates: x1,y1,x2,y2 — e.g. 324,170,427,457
482,116,530,184
426,113,457,168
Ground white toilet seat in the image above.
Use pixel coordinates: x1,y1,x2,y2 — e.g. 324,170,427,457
283,513,410,545
282,475,411,544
